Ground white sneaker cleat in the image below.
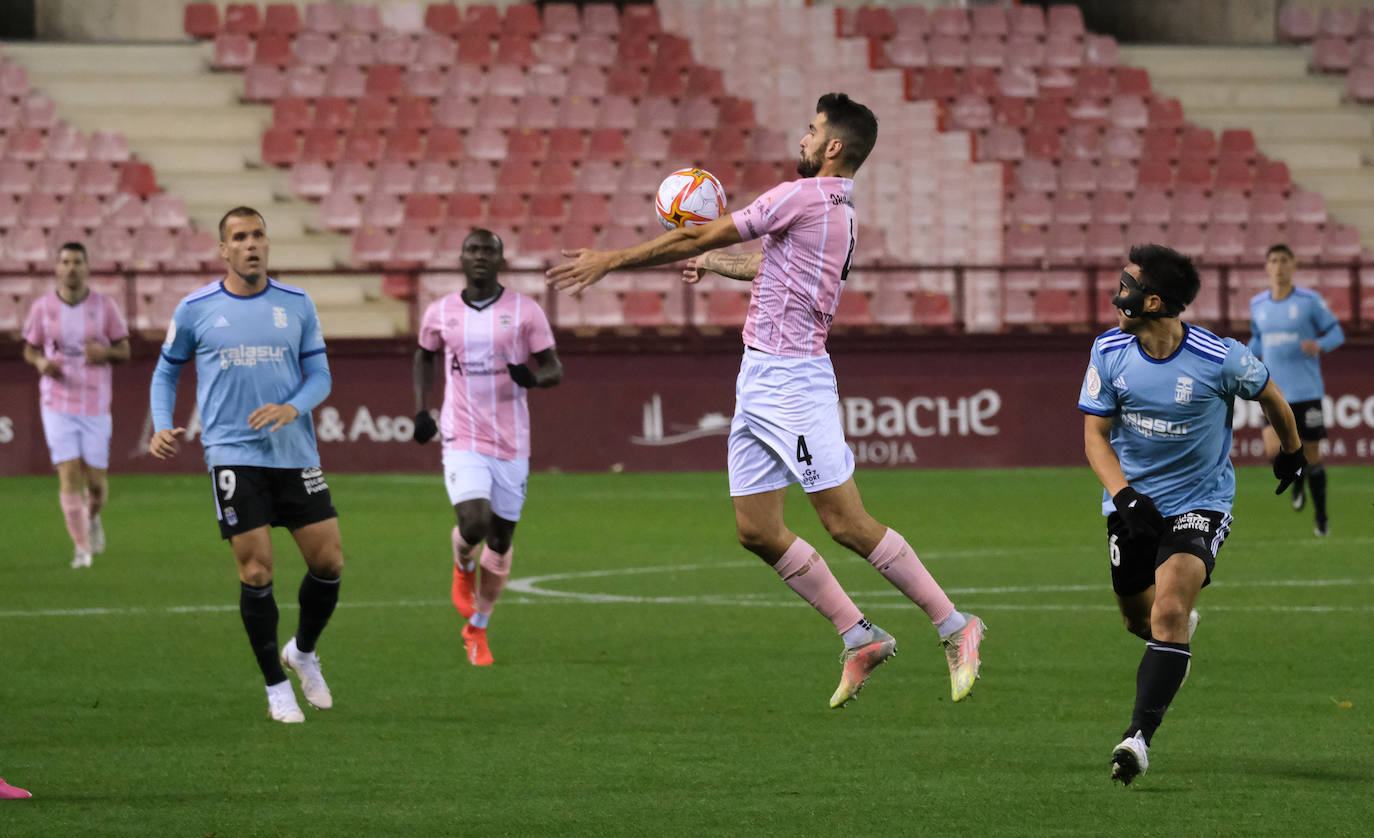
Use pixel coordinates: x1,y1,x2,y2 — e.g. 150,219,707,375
1314,519,1329,538
89,515,105,554
70,550,92,569
266,680,305,723
1110,730,1149,785
281,637,333,709
940,614,986,702
1291,485,1306,512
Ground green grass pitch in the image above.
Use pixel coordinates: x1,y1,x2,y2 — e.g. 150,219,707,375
1,467,1369,836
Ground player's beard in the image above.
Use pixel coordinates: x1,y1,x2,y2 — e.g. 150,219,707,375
796,148,822,178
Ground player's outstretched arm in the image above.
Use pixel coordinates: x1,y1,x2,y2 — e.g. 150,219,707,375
1256,379,1306,492
682,252,763,284
547,214,743,295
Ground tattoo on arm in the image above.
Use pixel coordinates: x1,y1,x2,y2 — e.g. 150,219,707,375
701,252,762,281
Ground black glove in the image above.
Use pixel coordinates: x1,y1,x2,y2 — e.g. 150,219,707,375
1112,486,1167,540
507,363,537,388
1273,448,1307,495
413,409,438,444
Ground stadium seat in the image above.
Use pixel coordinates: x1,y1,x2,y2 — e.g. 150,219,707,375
1086,222,1126,265
330,161,373,197
352,226,394,265
1022,124,1058,160
495,160,536,192
1090,191,1131,225
1170,188,1210,225
424,3,462,36
1277,5,1317,41
1249,192,1288,225
18,193,61,228
117,161,158,197
289,160,331,199
374,160,418,196
74,160,118,196
1322,224,1361,262
1289,190,1327,223
223,4,262,36
212,33,254,70
1203,223,1246,264
1210,190,1250,224
325,65,367,98
1059,159,1098,192
413,160,458,194
183,3,218,39
1046,223,1086,265
1053,191,1092,225
1008,191,1052,226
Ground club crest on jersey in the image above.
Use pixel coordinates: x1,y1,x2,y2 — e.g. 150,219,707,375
1289,303,1298,318
499,314,514,330
273,306,288,328
1084,365,1101,398
1174,376,1194,404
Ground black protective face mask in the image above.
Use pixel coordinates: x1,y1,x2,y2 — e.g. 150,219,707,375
1112,271,1175,319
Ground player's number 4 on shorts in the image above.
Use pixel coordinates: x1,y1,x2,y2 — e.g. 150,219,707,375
796,435,813,465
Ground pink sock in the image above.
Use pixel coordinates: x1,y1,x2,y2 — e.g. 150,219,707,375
60,492,91,553
867,528,955,625
774,538,863,634
475,545,511,616
451,526,477,568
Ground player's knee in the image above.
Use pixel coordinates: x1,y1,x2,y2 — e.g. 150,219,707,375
485,534,512,555
736,522,779,556
1123,615,1152,639
458,519,489,546
1151,598,1190,634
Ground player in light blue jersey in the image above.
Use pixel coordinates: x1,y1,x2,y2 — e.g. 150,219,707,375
1078,245,1305,786
1247,243,1345,536
148,207,343,724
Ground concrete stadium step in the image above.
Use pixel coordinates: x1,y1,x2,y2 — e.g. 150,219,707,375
1118,46,1310,79
158,171,277,207
1290,169,1374,202
287,276,377,307
60,105,270,143
1324,201,1374,230
316,300,409,338
1154,78,1344,110
269,235,346,271
138,142,258,175
0,42,206,76
1256,141,1367,170
32,75,244,108
1187,109,1374,142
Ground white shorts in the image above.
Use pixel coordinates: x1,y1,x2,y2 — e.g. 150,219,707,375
441,448,529,521
727,350,855,497
41,408,112,469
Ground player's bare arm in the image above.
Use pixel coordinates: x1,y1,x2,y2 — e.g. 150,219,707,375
148,427,185,459
683,251,763,284
22,342,62,379
1255,379,1303,453
546,214,743,294
84,338,131,365
248,403,299,433
413,347,438,412
1084,413,1129,496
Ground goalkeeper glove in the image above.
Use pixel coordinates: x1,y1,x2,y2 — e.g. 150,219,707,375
413,409,438,444
507,363,537,388
1272,448,1306,495
1112,486,1167,540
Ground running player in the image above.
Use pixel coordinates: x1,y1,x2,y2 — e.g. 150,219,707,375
548,93,985,708
412,229,562,667
148,207,343,724
1247,243,1344,536
22,242,130,568
1079,244,1304,785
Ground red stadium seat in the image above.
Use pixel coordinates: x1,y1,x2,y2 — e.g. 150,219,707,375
331,161,374,197
244,65,286,101
300,129,342,164
1085,35,1119,67
1277,5,1317,41
74,160,118,195
1059,159,1098,192
1210,190,1250,224
1132,188,1172,224
1175,158,1213,190
1086,222,1126,265
212,33,253,70
425,3,461,36
117,161,157,197
1147,98,1184,129
223,4,262,35
252,34,293,68
183,3,219,39
289,160,332,199
1249,192,1287,225
263,4,301,35
1288,190,1327,223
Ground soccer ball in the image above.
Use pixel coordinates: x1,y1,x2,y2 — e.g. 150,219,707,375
655,168,727,231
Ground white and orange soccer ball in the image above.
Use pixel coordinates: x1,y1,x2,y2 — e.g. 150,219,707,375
654,167,727,231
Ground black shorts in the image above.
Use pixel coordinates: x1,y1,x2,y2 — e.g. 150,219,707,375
210,465,338,540
1290,399,1327,441
1105,509,1232,597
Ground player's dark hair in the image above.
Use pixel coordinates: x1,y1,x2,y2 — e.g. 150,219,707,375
58,242,87,259
1266,242,1295,259
464,228,504,255
816,92,878,172
1129,243,1200,314
218,206,266,241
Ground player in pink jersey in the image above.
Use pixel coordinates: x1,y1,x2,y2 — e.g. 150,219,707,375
549,94,984,708
413,229,562,666
22,242,130,569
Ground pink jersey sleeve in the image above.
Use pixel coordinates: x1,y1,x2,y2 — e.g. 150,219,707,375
21,296,46,347
102,293,129,342
731,181,808,242
521,297,555,356
418,299,444,351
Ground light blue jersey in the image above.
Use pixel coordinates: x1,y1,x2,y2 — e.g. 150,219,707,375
1078,324,1270,517
150,279,331,468
1246,287,1344,403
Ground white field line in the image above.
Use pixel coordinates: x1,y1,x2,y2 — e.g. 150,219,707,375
2,562,1370,618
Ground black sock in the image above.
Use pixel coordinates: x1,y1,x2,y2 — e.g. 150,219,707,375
1126,639,1191,746
295,572,341,654
1308,463,1328,524
240,582,287,685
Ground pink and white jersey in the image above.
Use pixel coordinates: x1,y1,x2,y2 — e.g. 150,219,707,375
731,177,857,358
22,289,129,416
418,287,555,460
